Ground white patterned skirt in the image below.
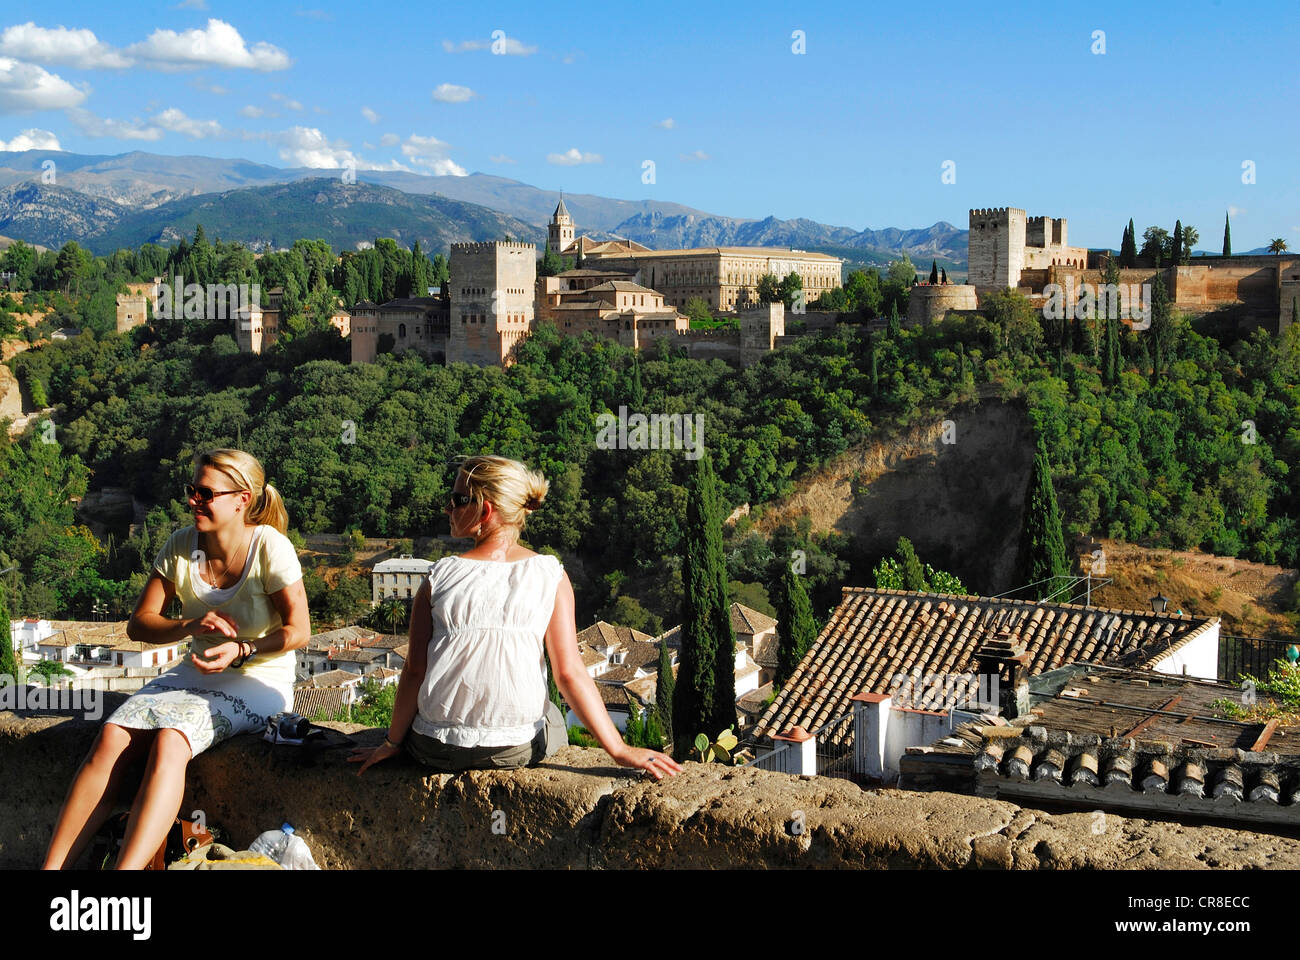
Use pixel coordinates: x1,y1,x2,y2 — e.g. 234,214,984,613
105,660,292,757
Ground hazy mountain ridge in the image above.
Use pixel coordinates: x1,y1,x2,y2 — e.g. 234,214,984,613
0,149,969,264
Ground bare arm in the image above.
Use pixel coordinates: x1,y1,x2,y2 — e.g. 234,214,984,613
257,578,311,654
386,578,431,744
545,571,680,777
126,572,207,646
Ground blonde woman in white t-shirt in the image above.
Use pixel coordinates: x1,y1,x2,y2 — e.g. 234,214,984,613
349,455,681,780
43,448,311,869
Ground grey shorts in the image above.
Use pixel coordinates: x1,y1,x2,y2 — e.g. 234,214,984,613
404,700,567,772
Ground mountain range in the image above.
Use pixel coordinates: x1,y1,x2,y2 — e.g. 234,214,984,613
0,149,973,265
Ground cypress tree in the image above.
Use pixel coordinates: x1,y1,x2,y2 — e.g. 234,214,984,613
774,563,817,687
625,700,644,747
958,340,968,383
896,536,927,591
655,638,674,742
928,260,939,284
1103,315,1119,385
1149,265,1171,381
410,240,427,297
1014,436,1070,602
629,354,645,408
1172,220,1183,265
1223,212,1232,257
0,582,16,685
888,299,902,337
941,267,948,284
870,348,879,396
672,448,737,759
1121,218,1138,267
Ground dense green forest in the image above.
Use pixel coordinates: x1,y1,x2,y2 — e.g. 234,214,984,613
2,231,1298,638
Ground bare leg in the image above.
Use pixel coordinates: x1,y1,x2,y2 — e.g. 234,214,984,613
43,723,148,870
115,728,192,870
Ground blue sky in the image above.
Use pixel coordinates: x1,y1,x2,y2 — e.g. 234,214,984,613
0,0,1296,250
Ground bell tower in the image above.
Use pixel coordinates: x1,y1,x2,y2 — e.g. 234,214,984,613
548,193,575,254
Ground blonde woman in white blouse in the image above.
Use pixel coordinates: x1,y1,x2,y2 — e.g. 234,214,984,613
350,455,681,780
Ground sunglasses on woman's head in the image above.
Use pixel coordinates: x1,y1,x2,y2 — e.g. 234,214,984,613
184,483,244,504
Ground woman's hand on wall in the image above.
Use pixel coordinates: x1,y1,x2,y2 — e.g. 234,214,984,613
610,745,683,780
348,742,400,777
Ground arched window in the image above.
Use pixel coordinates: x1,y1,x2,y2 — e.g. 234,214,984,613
398,323,407,338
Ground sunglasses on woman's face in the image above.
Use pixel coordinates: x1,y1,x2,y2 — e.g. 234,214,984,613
184,483,243,504
447,490,472,509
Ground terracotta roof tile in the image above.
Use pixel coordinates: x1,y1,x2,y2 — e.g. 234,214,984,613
753,587,1219,743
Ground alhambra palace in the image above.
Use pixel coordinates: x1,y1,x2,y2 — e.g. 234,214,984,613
116,204,1300,365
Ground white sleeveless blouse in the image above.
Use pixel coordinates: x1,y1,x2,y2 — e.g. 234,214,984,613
411,553,566,747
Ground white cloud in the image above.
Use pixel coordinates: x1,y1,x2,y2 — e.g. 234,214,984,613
126,19,291,72
1228,206,1245,218
379,132,399,146
432,83,475,103
270,92,304,111
442,35,535,55
361,106,380,124
400,134,467,176
312,104,326,114
0,57,88,112
489,154,515,164
66,107,163,140
547,147,601,166
239,104,265,118
175,0,209,9
152,107,223,139
270,125,356,168
657,117,674,129
0,127,61,151
494,35,536,55
0,23,132,69
679,149,709,162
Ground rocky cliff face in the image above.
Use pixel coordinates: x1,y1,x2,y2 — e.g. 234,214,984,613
0,362,22,422
6,709,1300,869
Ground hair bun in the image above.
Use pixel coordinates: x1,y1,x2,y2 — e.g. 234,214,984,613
524,495,542,511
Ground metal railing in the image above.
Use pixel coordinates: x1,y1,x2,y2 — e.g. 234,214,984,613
1219,634,1298,684
810,711,857,781
740,742,791,772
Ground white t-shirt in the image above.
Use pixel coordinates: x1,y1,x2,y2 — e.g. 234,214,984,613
412,553,566,747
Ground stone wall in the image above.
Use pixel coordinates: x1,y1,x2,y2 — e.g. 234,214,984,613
8,710,1300,869
906,284,978,326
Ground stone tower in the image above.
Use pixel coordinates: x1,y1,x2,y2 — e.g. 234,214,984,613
548,195,574,254
447,241,537,366
968,207,1027,293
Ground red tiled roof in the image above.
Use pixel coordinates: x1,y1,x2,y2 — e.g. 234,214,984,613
753,587,1219,742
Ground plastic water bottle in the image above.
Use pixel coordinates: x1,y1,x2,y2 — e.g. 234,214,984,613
249,822,321,870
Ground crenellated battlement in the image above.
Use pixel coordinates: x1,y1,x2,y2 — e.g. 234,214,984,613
968,207,1026,220
450,240,537,253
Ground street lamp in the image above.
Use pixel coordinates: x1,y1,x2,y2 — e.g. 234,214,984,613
1149,593,1169,614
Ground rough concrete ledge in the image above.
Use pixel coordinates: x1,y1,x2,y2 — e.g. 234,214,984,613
7,711,1300,869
